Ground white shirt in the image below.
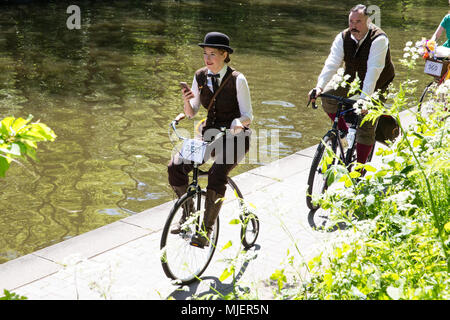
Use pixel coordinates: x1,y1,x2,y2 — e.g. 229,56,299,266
189,65,253,129
316,27,389,98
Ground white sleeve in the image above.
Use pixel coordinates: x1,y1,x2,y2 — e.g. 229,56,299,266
231,73,253,129
361,35,388,98
316,33,345,90
189,75,201,115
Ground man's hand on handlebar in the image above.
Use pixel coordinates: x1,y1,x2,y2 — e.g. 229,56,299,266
309,87,322,101
307,87,322,109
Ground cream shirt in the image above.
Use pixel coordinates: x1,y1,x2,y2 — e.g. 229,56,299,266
316,27,389,98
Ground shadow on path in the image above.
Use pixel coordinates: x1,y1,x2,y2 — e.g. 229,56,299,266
167,244,261,300
307,208,347,232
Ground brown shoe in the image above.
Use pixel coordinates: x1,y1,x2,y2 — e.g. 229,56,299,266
190,189,223,248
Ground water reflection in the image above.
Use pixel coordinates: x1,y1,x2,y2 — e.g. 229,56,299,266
0,0,445,263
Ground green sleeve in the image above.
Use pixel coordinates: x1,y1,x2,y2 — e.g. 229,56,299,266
440,14,450,29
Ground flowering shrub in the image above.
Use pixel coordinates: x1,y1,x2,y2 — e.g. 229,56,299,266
296,102,449,299
270,41,449,300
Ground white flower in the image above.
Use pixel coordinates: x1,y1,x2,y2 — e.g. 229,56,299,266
405,41,413,47
365,194,375,206
337,67,345,76
330,72,346,90
403,52,410,58
354,99,368,115
331,73,342,83
386,190,414,205
436,81,450,95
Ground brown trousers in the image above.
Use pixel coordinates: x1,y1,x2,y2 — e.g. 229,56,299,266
168,130,251,196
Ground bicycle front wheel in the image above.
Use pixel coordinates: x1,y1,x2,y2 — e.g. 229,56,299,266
306,132,338,210
160,191,219,285
418,81,434,113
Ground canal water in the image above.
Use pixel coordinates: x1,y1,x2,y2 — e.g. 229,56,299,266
0,0,446,263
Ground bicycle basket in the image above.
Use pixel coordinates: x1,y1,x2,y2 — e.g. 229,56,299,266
179,138,208,163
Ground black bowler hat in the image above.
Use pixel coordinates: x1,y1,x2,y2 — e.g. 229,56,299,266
198,32,234,53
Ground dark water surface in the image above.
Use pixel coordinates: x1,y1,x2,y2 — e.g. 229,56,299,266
0,0,446,263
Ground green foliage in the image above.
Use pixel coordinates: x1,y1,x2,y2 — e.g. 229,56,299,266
0,289,27,300
0,115,56,177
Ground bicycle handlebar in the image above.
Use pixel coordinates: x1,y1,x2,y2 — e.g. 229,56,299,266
170,113,231,142
307,90,357,109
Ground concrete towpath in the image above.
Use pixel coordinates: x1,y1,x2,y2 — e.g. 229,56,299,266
0,110,415,300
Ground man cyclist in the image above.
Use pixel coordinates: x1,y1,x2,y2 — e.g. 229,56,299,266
309,4,395,164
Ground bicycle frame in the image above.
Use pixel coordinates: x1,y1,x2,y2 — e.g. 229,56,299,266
319,93,359,166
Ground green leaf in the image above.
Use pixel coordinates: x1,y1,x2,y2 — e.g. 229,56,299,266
228,219,241,225
219,266,234,282
375,170,388,178
324,270,333,290
364,164,377,172
1,117,14,136
339,174,353,187
11,117,31,134
349,171,361,179
270,269,287,291
0,156,11,177
413,138,421,148
307,253,322,271
444,222,450,233
220,240,233,252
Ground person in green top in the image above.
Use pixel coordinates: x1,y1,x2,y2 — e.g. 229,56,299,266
431,1,450,48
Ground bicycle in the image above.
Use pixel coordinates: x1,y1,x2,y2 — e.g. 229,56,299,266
305,91,375,211
160,113,259,285
419,57,450,112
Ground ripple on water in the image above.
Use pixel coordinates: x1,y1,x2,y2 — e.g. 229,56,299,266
261,100,296,108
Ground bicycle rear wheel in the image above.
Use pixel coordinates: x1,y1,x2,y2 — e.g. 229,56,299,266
227,177,259,249
160,191,219,285
306,132,339,210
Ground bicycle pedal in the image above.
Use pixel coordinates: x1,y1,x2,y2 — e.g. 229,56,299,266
189,241,205,249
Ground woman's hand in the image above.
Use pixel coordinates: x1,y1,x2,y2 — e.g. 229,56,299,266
181,86,195,118
182,88,194,102
230,126,243,135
